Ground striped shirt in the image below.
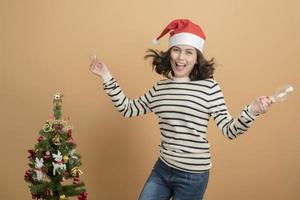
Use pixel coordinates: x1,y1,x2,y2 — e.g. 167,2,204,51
102,74,258,173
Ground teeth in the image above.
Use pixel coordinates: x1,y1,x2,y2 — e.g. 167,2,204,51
176,63,185,67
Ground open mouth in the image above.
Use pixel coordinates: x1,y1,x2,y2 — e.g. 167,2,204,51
175,63,186,70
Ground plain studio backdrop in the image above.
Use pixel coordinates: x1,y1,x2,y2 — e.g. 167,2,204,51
1,0,299,199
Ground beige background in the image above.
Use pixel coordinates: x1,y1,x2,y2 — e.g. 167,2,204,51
1,0,299,199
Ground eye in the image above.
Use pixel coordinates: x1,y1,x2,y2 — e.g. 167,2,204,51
186,51,194,55
172,47,179,52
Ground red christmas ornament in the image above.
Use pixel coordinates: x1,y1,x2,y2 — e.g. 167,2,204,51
44,151,51,160
67,129,72,138
73,175,80,184
24,170,33,182
67,129,77,145
28,149,37,159
78,192,88,200
45,188,51,198
31,193,41,200
62,171,69,181
55,124,64,130
37,136,44,142
73,175,80,185
70,140,77,146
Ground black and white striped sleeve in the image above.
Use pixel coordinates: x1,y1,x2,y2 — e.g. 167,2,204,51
102,74,154,118
209,81,259,140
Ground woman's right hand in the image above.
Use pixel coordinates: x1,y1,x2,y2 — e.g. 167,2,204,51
89,57,109,78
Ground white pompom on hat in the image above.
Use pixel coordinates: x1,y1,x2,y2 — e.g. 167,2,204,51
153,19,206,52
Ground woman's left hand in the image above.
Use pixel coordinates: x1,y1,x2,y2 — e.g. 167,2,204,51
249,96,273,115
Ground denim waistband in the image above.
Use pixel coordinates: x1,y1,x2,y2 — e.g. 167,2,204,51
155,158,209,174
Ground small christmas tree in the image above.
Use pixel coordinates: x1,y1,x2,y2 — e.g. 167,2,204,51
24,92,88,200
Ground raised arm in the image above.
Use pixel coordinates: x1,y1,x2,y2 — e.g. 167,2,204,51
90,57,154,117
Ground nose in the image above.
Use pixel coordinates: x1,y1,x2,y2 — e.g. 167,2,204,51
178,51,185,60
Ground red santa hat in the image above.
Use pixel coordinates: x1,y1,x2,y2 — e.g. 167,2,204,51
153,19,206,52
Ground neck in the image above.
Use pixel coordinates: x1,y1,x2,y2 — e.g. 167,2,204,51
172,76,191,82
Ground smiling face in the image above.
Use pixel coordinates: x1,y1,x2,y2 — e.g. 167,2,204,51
170,45,197,79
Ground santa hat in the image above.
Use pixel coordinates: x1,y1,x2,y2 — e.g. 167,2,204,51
153,19,206,52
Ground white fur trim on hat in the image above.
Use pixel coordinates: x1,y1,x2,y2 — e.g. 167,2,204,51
169,32,205,52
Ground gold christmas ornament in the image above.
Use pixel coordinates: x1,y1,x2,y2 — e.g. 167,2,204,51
71,167,83,176
59,194,67,200
43,122,54,133
53,119,63,125
63,155,69,162
43,119,64,132
52,134,61,146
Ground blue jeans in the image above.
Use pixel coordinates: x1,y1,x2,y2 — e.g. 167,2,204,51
138,159,209,200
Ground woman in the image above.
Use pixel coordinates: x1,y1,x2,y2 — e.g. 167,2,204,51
89,19,272,200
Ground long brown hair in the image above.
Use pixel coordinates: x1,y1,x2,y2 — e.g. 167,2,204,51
144,47,215,81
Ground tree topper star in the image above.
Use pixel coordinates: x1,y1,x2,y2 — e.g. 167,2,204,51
53,92,64,103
